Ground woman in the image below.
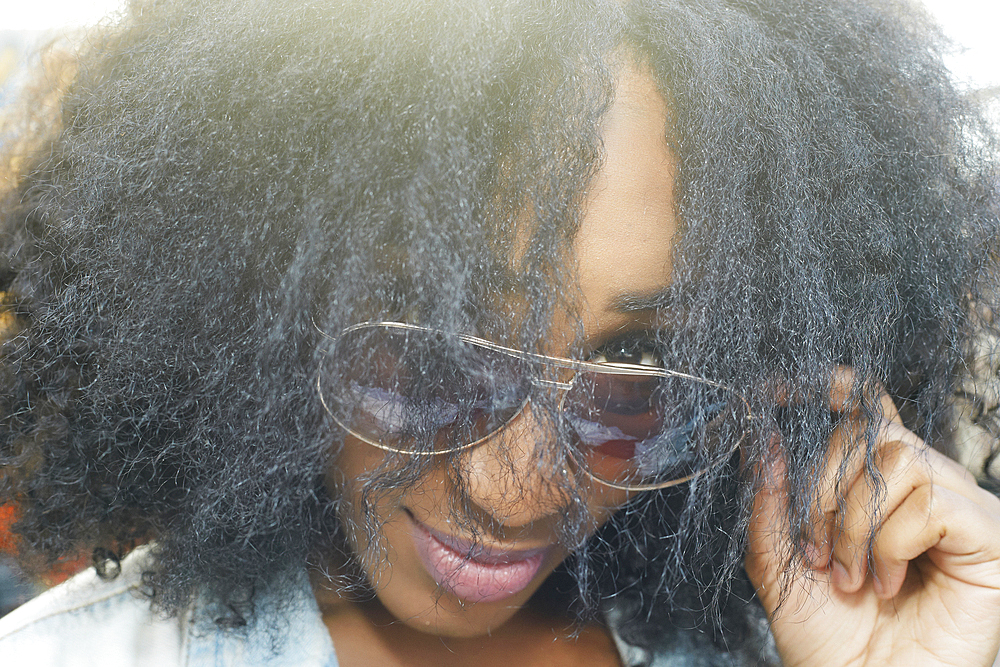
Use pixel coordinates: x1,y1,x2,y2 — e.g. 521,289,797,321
1,0,999,664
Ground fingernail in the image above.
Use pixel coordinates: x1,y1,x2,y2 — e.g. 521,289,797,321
872,573,884,598
832,560,851,589
804,541,827,569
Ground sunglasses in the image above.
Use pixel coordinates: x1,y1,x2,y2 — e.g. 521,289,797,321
318,321,751,491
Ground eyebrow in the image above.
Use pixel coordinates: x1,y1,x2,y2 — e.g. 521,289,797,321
608,288,674,314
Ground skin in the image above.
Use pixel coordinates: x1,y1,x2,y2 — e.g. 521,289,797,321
315,61,1000,667
746,369,1000,666
315,60,673,665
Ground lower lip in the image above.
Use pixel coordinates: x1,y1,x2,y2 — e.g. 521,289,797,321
410,519,549,604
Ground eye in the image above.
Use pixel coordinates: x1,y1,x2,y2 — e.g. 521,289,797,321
588,333,664,368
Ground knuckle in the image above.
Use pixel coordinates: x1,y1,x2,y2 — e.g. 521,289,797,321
910,481,936,512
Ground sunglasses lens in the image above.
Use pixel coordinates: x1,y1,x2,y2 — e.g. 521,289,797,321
331,325,529,452
328,324,746,487
563,371,745,489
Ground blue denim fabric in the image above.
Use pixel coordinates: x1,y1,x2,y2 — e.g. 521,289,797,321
0,546,338,667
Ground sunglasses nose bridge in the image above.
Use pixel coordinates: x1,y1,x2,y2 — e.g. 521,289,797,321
478,347,574,438
530,376,574,393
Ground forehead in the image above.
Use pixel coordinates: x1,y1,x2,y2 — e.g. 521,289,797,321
573,61,676,339
353,59,675,345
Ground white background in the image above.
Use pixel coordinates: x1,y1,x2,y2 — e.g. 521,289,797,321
1,0,997,90
3,0,124,32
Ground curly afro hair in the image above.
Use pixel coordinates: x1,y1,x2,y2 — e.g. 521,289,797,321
1,0,997,647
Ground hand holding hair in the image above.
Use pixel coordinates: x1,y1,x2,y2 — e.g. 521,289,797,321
747,369,1000,666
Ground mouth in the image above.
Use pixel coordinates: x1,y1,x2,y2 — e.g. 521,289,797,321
407,513,553,604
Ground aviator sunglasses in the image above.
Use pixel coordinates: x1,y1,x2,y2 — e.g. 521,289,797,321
318,321,751,491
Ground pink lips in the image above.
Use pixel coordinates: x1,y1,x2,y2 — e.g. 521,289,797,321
410,517,551,604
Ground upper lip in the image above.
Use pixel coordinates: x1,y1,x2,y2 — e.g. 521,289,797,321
410,514,554,565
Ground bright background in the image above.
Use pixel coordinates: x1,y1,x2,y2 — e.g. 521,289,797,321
2,0,124,31
3,0,124,31
1,0,998,90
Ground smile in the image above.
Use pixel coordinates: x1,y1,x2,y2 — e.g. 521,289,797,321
408,514,553,604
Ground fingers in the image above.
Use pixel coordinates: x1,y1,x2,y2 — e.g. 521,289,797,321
748,368,1000,667
803,382,1000,599
755,366,1000,596
824,425,969,594
798,370,901,568
870,481,1000,596
862,429,1000,595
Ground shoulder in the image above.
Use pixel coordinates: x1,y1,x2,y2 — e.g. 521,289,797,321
0,545,337,667
0,545,186,667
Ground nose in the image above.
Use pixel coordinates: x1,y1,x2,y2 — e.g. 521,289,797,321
460,403,573,530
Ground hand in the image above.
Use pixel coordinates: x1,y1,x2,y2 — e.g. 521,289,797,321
745,369,1000,667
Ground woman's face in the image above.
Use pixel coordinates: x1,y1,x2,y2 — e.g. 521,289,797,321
328,61,678,638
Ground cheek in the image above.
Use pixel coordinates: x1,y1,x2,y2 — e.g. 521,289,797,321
327,434,384,488
581,485,634,540
562,463,635,520
324,444,356,514
325,435,445,565
325,435,390,561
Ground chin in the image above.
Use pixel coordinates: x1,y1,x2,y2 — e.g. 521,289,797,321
385,593,529,638
370,546,559,639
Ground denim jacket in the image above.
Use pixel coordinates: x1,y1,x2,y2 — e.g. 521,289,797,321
0,547,338,667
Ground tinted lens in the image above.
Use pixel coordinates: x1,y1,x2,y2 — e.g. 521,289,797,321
331,324,529,453
563,371,745,489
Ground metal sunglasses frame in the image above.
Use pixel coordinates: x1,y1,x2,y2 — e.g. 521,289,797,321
317,321,752,491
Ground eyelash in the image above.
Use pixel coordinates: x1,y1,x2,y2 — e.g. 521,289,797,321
587,332,664,368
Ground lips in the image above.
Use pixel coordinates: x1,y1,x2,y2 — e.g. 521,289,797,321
409,516,551,604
